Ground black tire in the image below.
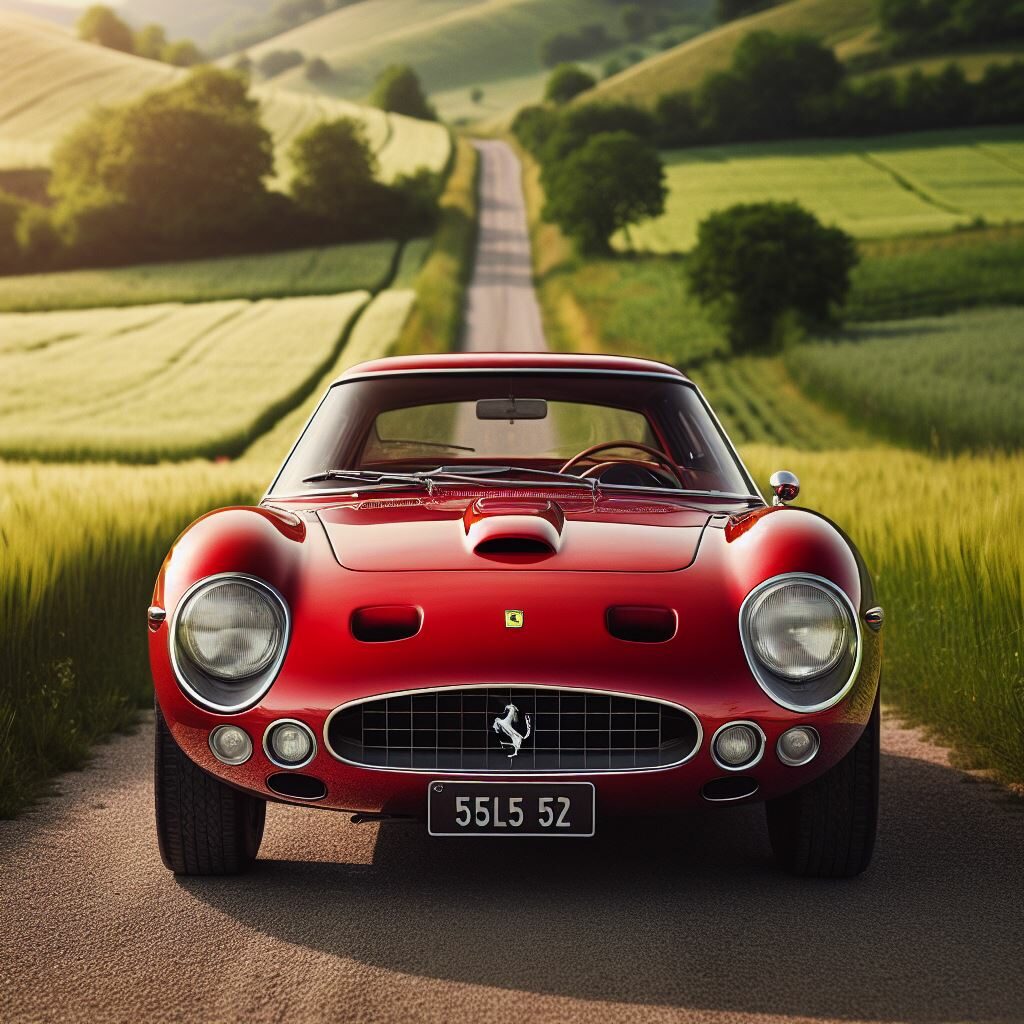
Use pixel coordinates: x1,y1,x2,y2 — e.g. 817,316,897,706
766,693,879,878
154,704,266,875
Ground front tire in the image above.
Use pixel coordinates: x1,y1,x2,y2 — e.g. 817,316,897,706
155,704,266,875
766,693,879,878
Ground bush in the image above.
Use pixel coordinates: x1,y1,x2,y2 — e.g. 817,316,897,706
77,5,134,53
541,131,666,254
257,49,305,78
305,57,333,81
540,25,611,67
542,102,658,163
371,65,437,121
544,64,597,104
163,40,205,67
879,0,1024,53
715,0,779,22
510,104,559,156
0,192,24,273
686,202,858,353
15,206,61,270
134,24,168,60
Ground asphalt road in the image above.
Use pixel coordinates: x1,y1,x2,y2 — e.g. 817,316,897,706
2,139,1023,1024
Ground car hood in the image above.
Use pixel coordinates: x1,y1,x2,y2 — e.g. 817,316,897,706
315,493,712,572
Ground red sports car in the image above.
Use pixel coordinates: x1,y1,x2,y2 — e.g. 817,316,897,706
150,353,882,877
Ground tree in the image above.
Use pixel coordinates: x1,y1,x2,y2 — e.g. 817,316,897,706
15,205,60,269
544,64,597,104
0,192,23,273
50,68,274,260
305,57,333,81
542,102,658,163
470,86,484,104
163,40,205,67
77,5,134,53
257,49,305,78
686,202,858,352
620,3,647,39
542,131,665,254
134,24,168,60
288,117,378,223
371,65,437,121
510,104,559,155
715,0,777,22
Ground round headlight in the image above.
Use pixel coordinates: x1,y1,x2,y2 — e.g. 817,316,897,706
713,722,764,770
265,720,316,769
748,581,849,681
178,578,284,681
171,575,289,713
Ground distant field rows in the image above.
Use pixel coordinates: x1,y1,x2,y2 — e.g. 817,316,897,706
0,291,369,461
621,127,1024,252
0,13,450,182
0,240,399,312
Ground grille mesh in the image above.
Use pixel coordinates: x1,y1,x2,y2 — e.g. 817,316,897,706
327,687,699,772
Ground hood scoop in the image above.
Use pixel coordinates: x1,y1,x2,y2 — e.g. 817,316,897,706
464,498,563,560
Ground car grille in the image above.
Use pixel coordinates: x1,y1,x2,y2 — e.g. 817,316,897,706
326,687,700,773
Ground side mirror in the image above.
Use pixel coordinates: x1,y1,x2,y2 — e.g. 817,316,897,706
769,470,800,506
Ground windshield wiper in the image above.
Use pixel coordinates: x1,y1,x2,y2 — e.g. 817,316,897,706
378,439,476,452
301,466,599,494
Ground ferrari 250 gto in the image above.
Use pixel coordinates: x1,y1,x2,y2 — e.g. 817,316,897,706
150,353,882,877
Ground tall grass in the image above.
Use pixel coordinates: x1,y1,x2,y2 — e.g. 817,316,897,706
0,460,267,817
786,308,1024,452
744,445,1024,784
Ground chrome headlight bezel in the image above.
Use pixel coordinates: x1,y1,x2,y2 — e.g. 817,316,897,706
739,573,861,713
169,573,290,714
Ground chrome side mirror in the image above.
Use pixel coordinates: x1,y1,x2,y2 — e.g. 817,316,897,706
769,470,800,506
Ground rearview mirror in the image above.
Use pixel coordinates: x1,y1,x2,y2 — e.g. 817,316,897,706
476,398,548,421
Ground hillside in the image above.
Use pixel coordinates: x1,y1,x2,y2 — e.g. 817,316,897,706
0,13,450,184
588,0,877,105
240,0,688,122
120,0,277,48
0,0,74,26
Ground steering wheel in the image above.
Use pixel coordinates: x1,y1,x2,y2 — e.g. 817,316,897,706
559,441,686,488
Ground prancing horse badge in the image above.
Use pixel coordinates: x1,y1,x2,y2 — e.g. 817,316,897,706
504,609,524,629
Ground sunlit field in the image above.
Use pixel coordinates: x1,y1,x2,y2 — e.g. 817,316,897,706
0,241,399,312
0,291,369,460
618,127,1024,252
0,13,450,182
786,307,1024,452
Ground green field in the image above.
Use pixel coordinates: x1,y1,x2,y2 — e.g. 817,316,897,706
0,13,450,182
588,0,876,105
850,226,1024,320
786,307,1024,452
243,0,645,123
617,127,1024,253
0,291,369,461
0,241,399,312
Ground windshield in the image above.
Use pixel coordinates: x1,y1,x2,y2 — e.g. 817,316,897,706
269,372,753,497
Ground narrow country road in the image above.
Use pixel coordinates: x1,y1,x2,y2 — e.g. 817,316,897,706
2,140,1024,1024
461,140,546,352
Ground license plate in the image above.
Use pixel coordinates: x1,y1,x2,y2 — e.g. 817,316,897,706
427,781,595,837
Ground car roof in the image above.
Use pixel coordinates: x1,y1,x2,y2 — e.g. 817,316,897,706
336,351,689,384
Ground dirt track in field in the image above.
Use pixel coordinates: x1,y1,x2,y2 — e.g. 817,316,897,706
2,140,1023,1024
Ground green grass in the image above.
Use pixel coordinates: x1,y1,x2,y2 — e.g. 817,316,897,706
588,0,876,105
0,291,369,461
618,127,1024,253
850,225,1024,320
0,13,450,183
785,307,1024,453
743,444,1024,786
0,241,399,312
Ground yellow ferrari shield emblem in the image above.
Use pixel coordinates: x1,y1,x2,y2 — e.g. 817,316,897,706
504,609,524,629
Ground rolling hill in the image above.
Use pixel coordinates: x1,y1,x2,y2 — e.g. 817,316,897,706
587,0,878,105
120,0,277,48
0,12,450,184
239,0,689,122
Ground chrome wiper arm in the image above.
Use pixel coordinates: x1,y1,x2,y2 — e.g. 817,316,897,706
424,466,598,493
301,469,428,487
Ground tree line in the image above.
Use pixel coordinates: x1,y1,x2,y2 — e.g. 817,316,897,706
77,5,204,67
0,69,442,276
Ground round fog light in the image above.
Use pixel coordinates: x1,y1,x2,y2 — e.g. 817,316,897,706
777,726,820,766
712,722,764,770
209,725,252,766
265,720,315,769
